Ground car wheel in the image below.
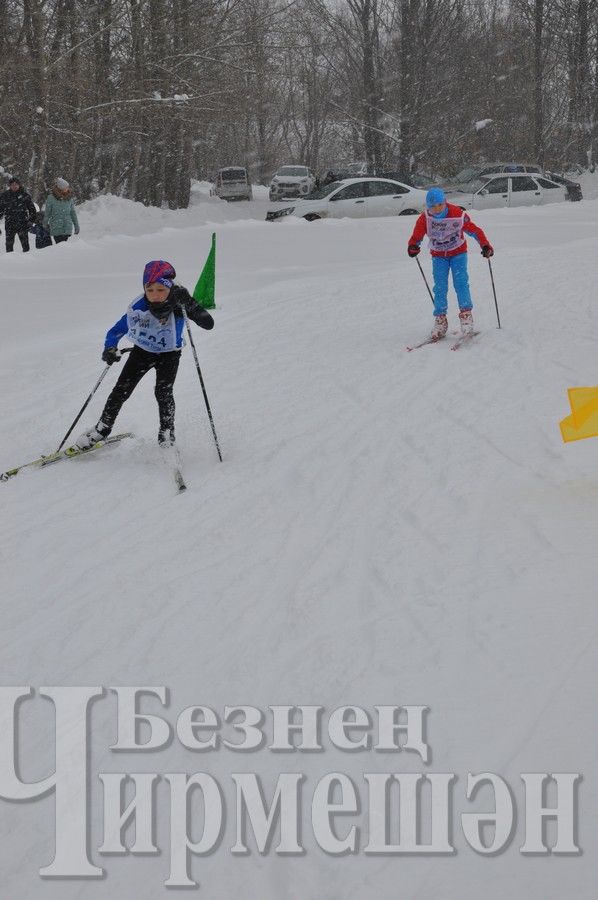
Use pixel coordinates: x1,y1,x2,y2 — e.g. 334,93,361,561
304,214,321,222
399,208,419,215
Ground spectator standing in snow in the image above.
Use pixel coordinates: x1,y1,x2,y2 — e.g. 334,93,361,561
43,178,80,244
0,176,36,252
408,187,494,339
76,260,214,449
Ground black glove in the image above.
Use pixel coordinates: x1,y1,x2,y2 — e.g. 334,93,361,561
481,244,494,258
102,347,121,365
408,244,420,257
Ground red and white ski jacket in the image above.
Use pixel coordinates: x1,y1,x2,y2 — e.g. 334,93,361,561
409,203,489,258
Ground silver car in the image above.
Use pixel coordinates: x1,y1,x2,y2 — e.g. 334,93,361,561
445,172,568,210
446,162,543,189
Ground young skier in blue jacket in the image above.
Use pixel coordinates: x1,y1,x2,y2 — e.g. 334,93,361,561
77,260,214,448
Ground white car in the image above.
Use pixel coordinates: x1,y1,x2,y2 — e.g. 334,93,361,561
446,172,568,210
266,177,427,222
269,165,317,201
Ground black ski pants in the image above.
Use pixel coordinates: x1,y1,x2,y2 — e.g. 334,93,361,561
101,345,181,432
6,224,30,252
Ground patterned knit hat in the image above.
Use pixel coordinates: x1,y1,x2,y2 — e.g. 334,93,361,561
143,260,176,288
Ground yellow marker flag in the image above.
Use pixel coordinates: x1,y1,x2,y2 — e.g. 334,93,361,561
560,387,598,442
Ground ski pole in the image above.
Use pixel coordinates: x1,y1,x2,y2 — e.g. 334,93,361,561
415,256,434,305
487,258,501,329
55,347,132,452
184,317,223,462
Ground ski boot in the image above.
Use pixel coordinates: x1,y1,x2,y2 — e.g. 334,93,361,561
430,314,448,340
75,420,111,450
458,309,474,334
158,427,175,447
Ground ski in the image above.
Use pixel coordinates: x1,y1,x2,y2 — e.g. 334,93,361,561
1,433,133,482
172,445,187,492
174,467,187,492
159,442,187,493
450,330,480,351
405,336,444,352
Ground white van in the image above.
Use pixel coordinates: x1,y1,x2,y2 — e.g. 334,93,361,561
213,167,253,201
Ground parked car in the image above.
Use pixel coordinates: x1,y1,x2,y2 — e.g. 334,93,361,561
444,162,542,190
266,177,427,222
269,165,317,201
377,170,438,189
212,166,252,201
344,161,370,176
445,172,568,210
543,171,583,201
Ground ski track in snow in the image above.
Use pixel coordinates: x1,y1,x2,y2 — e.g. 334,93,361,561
1,195,598,897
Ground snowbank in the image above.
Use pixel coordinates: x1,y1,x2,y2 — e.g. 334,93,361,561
77,187,270,239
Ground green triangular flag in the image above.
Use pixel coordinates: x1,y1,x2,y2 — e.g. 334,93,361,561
193,232,216,309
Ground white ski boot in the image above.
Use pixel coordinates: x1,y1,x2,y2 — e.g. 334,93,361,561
158,428,175,447
458,309,474,334
75,420,111,450
430,314,448,340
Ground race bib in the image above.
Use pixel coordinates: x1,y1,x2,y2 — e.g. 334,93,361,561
425,211,466,253
126,299,178,352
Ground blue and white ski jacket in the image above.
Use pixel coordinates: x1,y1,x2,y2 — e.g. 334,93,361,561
104,287,214,353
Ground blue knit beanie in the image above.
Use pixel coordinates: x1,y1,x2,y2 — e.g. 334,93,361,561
426,187,446,208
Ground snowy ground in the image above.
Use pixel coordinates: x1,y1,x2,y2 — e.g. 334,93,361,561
1,188,598,898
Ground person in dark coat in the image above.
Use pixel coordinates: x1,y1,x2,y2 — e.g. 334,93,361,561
0,176,36,252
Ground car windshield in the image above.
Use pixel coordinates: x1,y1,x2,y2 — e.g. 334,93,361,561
303,182,344,200
454,167,479,183
220,169,246,182
277,167,308,176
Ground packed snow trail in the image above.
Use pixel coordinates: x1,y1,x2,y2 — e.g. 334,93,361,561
1,195,597,898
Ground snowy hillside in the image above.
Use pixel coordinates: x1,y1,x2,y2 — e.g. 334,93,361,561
1,193,597,898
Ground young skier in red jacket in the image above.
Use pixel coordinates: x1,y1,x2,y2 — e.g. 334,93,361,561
408,187,494,339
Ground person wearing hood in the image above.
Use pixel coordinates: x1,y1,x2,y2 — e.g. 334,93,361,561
75,260,214,450
407,187,494,339
0,176,36,252
43,177,80,243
